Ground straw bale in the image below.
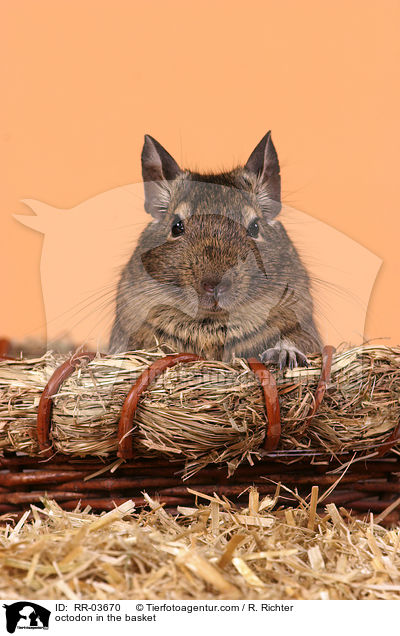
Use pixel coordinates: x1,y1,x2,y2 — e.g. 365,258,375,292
1,345,400,476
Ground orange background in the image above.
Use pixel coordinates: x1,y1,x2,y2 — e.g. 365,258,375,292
1,0,399,347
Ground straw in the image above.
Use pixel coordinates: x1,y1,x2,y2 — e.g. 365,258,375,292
1,488,400,600
1,345,400,477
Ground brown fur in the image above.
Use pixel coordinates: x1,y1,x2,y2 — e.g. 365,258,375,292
110,133,322,365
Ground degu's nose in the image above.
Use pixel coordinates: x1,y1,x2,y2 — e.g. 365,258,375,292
201,277,232,297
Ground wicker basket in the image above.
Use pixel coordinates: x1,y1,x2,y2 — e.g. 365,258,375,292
1,453,400,524
1,338,400,525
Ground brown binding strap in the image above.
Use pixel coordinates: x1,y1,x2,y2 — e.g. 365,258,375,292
247,358,281,451
303,345,335,429
31,343,335,459
376,419,400,458
118,353,202,459
37,351,97,454
0,338,13,360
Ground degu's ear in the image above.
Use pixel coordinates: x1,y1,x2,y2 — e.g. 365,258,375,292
141,135,182,219
244,131,281,218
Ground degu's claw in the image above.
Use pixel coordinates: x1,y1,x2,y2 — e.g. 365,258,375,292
260,344,309,370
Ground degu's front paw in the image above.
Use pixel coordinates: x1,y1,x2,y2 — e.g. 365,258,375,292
260,343,309,370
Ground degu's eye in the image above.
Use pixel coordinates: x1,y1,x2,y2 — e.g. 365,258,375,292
247,218,260,238
171,216,185,237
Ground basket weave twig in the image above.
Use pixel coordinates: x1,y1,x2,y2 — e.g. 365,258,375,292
1,342,400,522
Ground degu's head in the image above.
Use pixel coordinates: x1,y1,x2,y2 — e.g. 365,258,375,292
139,132,287,317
